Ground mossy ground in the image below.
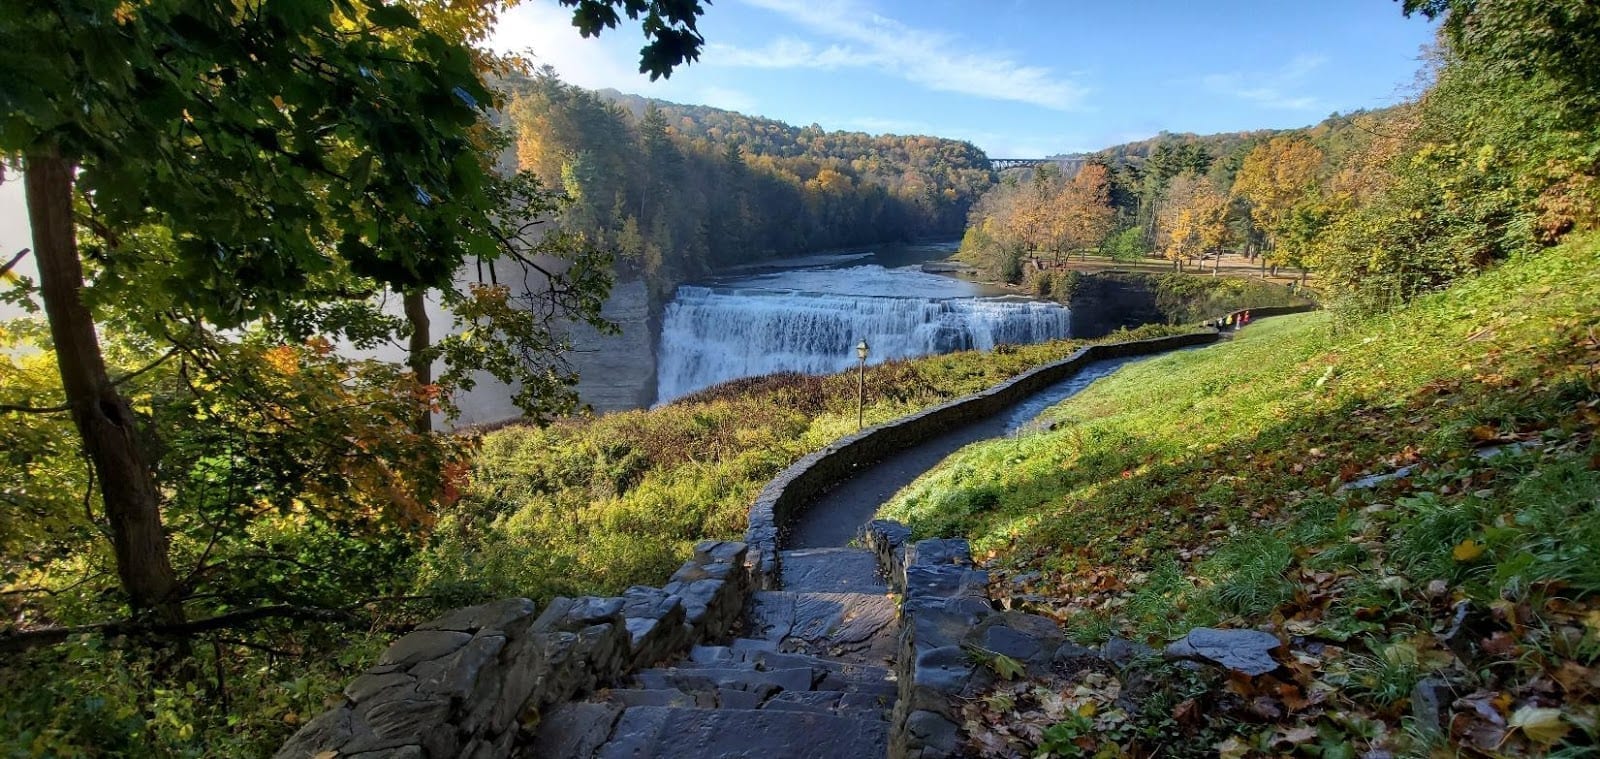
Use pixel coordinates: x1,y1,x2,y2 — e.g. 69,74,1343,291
881,236,1600,756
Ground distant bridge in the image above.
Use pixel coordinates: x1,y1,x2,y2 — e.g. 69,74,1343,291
988,156,1088,172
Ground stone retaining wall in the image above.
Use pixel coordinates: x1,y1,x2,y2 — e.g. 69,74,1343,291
868,520,1077,759
744,330,1225,588
275,540,749,759
868,522,991,759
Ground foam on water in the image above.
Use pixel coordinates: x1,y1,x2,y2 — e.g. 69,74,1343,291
656,265,1070,403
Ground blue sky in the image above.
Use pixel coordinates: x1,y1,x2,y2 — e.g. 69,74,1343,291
489,0,1439,156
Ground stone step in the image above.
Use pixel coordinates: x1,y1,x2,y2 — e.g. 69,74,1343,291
634,665,818,697
764,690,894,721
591,706,889,759
745,590,900,666
728,637,780,654
778,547,886,594
683,644,894,682
600,688,711,709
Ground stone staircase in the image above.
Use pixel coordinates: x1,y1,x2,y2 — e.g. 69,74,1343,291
526,547,899,758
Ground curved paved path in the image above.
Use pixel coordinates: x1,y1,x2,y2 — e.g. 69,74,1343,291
787,347,1200,548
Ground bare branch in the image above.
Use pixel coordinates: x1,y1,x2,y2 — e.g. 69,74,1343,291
0,248,29,279
0,605,357,653
0,401,71,414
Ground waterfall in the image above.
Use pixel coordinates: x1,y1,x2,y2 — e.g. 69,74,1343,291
656,281,1071,403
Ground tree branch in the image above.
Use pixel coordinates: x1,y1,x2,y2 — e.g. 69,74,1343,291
0,605,357,653
0,401,71,414
0,248,29,279
0,347,177,415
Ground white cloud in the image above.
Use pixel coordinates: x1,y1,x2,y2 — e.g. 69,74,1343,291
706,38,879,69
1202,54,1327,111
722,0,1088,111
488,1,658,91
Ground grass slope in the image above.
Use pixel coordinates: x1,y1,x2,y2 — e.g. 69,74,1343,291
881,236,1600,756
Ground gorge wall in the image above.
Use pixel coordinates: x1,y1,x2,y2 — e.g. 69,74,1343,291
1064,272,1166,338
564,278,660,413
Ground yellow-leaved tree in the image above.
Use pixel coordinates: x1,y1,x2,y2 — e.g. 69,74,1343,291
1231,136,1325,271
1158,175,1231,270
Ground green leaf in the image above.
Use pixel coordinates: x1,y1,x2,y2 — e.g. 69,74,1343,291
365,4,419,29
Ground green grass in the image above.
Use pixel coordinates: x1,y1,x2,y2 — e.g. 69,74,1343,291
879,234,1600,755
416,323,1191,606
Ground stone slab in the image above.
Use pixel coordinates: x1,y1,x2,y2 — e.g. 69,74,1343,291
525,701,623,758
595,706,889,759
778,548,886,594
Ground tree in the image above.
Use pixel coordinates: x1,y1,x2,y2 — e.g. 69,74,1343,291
1103,226,1147,269
1056,163,1116,259
1,0,707,624
1158,175,1231,270
1231,136,1325,266
1401,0,1600,122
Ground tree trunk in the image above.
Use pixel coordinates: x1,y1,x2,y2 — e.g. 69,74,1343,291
403,289,433,434
26,152,182,623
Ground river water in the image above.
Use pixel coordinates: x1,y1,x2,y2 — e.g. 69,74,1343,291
654,243,1072,403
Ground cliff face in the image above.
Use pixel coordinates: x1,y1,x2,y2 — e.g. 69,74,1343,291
566,278,659,413
1065,271,1306,338
1066,274,1166,338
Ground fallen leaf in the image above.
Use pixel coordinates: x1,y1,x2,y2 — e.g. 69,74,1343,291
1508,705,1571,744
1215,735,1251,759
990,653,1025,680
1453,539,1485,562
1276,724,1318,745
1276,682,1311,712
1553,661,1600,695
1173,697,1202,728
1481,631,1518,658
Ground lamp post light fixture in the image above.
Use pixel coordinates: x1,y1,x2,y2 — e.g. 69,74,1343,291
856,339,870,431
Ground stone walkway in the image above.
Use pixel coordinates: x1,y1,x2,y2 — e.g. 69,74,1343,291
526,547,898,758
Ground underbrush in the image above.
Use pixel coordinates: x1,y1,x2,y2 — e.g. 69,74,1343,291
881,235,1600,755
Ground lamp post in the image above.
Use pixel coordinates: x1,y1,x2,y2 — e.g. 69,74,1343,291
856,339,870,431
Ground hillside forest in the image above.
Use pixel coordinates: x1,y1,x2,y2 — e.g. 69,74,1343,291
507,71,994,295
962,5,1600,315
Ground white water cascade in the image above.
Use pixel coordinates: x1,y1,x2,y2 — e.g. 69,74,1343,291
656,266,1071,403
